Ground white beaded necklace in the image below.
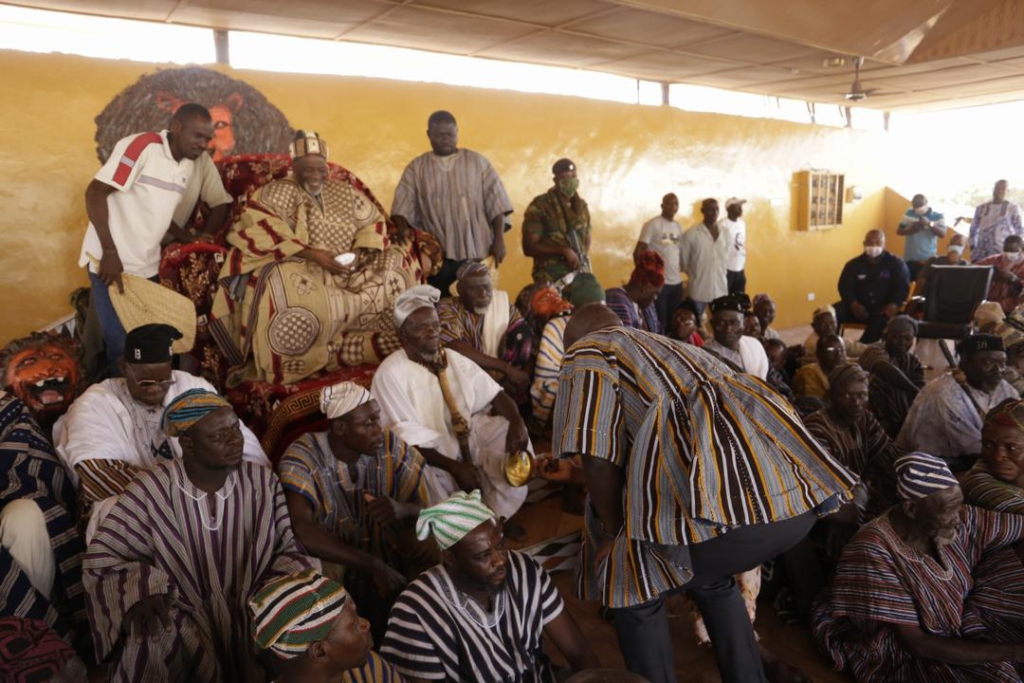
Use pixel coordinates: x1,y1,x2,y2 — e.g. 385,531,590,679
175,472,237,531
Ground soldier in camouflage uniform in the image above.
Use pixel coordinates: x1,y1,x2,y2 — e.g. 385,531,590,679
522,158,592,285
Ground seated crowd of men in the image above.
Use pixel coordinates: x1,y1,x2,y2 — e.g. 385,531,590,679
5,100,1024,683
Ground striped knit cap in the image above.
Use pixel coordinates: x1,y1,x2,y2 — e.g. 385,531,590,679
249,569,348,658
415,489,495,550
160,388,231,437
895,452,959,502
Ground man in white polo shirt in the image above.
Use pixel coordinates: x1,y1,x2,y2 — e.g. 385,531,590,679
80,103,215,376
634,192,683,332
720,196,748,294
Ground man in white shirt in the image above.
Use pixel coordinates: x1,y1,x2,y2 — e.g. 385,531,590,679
719,197,748,295
634,193,684,332
54,323,268,540
171,149,233,239
679,198,728,319
703,295,770,380
81,103,215,376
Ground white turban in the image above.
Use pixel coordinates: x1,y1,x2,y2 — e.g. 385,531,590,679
394,285,441,329
320,382,371,420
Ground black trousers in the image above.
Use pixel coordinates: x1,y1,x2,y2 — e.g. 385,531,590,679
835,300,887,344
612,511,817,683
907,260,926,283
727,269,747,295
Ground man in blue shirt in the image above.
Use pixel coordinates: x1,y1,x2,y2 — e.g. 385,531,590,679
897,194,947,281
836,230,911,344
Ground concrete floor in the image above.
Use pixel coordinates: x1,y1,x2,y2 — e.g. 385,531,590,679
513,494,853,683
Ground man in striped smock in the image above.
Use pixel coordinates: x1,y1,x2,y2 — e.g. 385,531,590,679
0,391,85,649
83,390,313,683
814,452,1024,682
552,306,858,683
250,569,401,683
54,324,268,540
391,110,514,295
380,491,598,682
278,381,436,641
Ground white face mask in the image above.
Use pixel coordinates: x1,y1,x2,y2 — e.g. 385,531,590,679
913,205,930,215
948,244,965,255
1005,251,1023,262
864,246,884,258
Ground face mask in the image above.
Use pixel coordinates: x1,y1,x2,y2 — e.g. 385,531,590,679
864,246,883,258
557,177,579,197
913,205,930,215
948,244,965,255
1005,251,1023,262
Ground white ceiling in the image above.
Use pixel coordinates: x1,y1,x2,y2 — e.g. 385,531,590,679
9,0,1024,112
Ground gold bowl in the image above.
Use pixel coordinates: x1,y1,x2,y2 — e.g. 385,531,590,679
503,450,535,487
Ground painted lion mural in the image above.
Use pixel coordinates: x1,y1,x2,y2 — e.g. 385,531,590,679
95,66,293,163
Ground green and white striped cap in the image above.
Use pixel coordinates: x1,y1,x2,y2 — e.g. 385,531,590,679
415,489,496,550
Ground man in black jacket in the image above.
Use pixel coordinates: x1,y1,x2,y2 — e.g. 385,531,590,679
836,230,911,343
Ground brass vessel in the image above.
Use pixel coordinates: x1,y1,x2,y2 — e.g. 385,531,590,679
503,450,536,487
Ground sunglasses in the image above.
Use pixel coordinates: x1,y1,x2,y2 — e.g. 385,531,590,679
125,365,175,388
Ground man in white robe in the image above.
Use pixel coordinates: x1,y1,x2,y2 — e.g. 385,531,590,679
899,333,1020,472
371,286,529,522
53,324,268,539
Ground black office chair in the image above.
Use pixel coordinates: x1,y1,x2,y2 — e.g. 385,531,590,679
916,265,994,366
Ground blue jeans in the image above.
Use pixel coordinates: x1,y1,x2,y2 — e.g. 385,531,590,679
88,271,159,377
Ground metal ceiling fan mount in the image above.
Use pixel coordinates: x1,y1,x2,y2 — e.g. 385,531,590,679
845,56,879,102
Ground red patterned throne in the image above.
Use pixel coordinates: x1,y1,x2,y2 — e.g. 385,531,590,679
159,154,436,461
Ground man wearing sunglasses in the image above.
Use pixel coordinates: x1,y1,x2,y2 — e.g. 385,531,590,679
54,323,268,540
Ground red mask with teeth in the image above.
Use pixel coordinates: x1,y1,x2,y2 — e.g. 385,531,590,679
3,340,81,421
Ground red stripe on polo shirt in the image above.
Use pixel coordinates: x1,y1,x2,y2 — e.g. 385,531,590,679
111,132,163,187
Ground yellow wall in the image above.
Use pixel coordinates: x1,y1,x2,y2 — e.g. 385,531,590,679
0,50,897,343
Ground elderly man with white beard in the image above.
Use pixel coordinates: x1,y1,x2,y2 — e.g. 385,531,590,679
371,286,530,533
436,261,531,395
211,130,423,385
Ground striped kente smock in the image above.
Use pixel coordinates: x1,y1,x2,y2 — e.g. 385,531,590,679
813,506,1024,682
803,408,900,520
963,464,1024,515
530,316,569,426
553,327,857,608
380,550,563,682
0,392,85,642
391,149,513,261
437,296,523,353
84,459,313,683
277,430,427,559
340,651,403,683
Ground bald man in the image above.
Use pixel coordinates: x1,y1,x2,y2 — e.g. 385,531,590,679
836,229,911,343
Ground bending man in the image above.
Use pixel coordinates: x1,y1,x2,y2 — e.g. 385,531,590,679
553,305,857,683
